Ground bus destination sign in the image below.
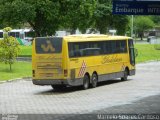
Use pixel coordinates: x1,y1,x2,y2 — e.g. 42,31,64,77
112,0,160,15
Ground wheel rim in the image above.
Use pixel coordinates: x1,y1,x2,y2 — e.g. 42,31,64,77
123,70,128,80
125,70,128,78
92,74,97,88
83,76,89,89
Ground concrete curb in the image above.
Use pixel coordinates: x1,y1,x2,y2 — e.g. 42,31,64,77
0,77,32,84
137,60,160,64
0,61,160,84
16,57,32,62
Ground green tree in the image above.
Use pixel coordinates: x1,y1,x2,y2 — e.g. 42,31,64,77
0,0,129,36
58,0,97,34
150,16,160,26
0,0,60,36
0,0,96,36
0,0,35,29
93,0,112,34
92,0,129,35
135,16,155,40
0,27,20,71
111,15,129,35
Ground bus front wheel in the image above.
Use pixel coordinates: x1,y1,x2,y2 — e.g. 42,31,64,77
91,73,98,88
121,69,128,81
83,74,90,90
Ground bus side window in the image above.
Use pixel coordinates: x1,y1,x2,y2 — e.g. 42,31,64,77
70,51,74,57
115,41,121,53
74,50,81,57
68,43,75,57
121,40,127,53
111,41,116,53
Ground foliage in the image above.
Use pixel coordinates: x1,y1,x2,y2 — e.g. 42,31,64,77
0,27,20,71
134,16,155,40
0,0,60,36
59,0,97,34
3,27,12,32
111,15,129,35
92,0,129,35
0,0,130,36
0,0,35,29
150,16,160,26
93,0,112,34
0,0,96,36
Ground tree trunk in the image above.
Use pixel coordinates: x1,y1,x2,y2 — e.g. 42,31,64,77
9,63,12,71
28,21,41,37
140,32,143,41
35,30,41,37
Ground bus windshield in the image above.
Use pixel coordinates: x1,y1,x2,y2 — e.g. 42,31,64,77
35,37,62,54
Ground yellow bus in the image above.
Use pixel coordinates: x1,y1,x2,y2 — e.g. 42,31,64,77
32,34,137,90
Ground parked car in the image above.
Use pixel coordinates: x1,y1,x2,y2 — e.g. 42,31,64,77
147,36,156,43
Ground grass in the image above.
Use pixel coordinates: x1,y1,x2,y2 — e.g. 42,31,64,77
0,62,31,81
135,44,160,63
0,44,160,81
19,45,32,57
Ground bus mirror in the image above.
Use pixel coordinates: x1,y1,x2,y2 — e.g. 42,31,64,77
134,48,138,57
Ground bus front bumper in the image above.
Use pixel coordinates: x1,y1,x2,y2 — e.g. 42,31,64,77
32,78,83,86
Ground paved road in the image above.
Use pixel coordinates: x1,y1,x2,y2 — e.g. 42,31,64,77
0,61,160,119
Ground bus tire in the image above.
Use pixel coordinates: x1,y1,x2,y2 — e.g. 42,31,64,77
83,74,90,90
51,85,65,91
91,73,98,88
121,69,128,81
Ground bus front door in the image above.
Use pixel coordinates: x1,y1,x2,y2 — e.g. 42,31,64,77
128,39,135,66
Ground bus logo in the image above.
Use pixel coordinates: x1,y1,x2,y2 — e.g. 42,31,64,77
78,60,87,77
41,40,55,52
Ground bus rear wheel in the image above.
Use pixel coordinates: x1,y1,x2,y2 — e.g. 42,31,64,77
83,74,90,90
91,73,98,88
121,69,128,81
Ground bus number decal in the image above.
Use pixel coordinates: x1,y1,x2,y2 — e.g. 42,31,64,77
78,60,87,77
41,40,55,52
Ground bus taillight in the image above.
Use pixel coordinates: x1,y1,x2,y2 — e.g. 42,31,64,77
32,70,35,77
64,69,68,77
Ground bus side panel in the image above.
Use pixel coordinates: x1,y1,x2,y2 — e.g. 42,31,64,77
67,40,134,85
68,53,129,81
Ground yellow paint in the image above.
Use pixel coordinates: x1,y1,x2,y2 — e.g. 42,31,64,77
32,35,135,81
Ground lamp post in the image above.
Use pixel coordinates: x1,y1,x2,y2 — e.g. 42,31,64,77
131,15,134,38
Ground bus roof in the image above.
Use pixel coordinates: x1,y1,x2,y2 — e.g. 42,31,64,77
63,34,132,42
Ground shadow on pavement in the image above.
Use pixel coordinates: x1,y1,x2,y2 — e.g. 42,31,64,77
35,79,132,95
